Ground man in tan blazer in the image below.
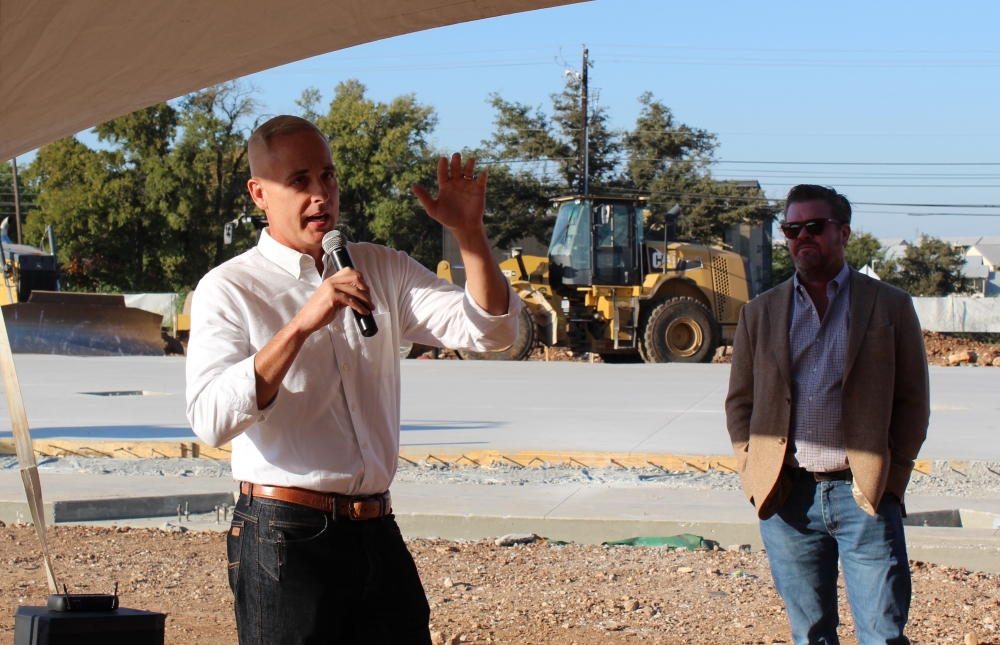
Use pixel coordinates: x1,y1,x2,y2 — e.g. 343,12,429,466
726,184,929,645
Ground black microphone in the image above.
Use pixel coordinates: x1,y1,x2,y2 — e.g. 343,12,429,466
322,230,379,338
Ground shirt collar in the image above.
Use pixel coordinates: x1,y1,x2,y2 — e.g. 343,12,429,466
793,262,851,297
257,228,325,280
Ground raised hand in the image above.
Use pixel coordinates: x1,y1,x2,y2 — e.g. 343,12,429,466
411,153,488,233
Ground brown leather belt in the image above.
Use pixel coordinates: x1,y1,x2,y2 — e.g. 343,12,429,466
240,482,391,520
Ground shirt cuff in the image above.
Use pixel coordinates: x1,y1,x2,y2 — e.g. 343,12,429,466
226,354,277,423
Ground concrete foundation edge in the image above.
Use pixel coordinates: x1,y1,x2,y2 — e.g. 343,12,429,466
394,513,1000,574
0,492,236,524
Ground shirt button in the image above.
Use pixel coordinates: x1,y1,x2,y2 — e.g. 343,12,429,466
812,368,817,372
362,443,368,450
343,364,349,371
778,438,786,445
808,397,813,401
351,405,356,412
333,325,341,332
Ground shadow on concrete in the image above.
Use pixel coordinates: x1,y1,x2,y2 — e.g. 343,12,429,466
0,426,196,439
400,421,505,432
399,441,491,447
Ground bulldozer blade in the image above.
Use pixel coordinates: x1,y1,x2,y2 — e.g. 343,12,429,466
1,297,165,356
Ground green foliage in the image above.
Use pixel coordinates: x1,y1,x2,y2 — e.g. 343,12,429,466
308,81,441,267
23,84,259,293
477,70,778,249
0,161,34,240
771,243,795,285
881,235,969,296
845,232,886,271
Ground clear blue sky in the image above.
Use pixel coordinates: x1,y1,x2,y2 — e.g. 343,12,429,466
89,0,1000,240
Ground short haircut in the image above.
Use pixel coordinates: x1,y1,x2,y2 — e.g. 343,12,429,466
783,184,852,225
248,115,327,177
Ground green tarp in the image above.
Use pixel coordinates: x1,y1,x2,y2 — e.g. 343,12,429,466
602,534,708,550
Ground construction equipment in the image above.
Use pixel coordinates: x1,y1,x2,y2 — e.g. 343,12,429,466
0,225,165,356
440,195,754,363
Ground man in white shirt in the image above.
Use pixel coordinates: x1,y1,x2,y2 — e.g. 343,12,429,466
186,115,520,644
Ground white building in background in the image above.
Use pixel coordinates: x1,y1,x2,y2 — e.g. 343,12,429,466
875,236,1000,297
965,244,1000,296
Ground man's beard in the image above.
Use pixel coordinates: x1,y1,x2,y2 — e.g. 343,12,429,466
793,245,835,282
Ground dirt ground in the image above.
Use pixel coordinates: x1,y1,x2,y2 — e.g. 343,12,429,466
922,331,1000,366
712,331,999,367
0,524,996,645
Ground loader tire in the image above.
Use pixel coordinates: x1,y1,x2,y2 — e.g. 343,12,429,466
641,297,719,364
457,307,536,361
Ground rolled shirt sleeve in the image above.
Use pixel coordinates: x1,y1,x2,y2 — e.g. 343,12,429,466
394,248,522,352
185,278,277,448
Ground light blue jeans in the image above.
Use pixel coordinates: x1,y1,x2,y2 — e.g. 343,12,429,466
759,474,911,645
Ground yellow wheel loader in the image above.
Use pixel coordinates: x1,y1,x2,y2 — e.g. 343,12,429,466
0,225,165,356
440,195,755,363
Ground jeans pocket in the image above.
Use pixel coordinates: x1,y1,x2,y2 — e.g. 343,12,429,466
227,519,245,595
260,513,329,582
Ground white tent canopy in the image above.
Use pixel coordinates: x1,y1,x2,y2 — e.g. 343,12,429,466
0,0,584,162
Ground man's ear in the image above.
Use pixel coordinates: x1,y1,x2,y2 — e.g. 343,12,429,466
247,178,268,212
842,224,852,248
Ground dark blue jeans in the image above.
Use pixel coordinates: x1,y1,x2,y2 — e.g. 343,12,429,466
227,492,431,645
759,475,911,645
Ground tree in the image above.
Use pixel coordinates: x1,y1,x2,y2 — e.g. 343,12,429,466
304,81,442,267
845,232,886,271
771,243,795,285
0,161,34,242
881,236,968,296
23,83,260,293
160,82,260,290
478,70,778,249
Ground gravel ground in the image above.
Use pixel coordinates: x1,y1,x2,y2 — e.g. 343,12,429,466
0,524,996,645
4,456,999,498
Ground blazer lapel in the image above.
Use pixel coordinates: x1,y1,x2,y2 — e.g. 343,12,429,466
843,270,877,381
768,280,794,389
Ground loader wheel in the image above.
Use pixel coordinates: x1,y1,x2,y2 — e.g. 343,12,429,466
458,307,536,361
641,297,719,363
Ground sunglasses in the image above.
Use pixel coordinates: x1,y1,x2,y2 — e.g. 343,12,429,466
779,218,843,240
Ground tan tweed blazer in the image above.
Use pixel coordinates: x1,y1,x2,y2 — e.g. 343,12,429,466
725,270,929,519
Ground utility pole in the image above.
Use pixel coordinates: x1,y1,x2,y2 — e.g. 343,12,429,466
10,158,21,245
579,45,589,196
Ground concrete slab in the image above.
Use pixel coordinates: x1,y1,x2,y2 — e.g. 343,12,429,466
0,471,995,571
0,357,994,460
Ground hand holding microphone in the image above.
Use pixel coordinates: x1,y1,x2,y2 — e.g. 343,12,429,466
322,231,379,338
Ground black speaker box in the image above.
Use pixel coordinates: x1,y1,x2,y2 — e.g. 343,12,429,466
14,606,166,645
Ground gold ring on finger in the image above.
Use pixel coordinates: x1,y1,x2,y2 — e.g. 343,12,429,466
462,174,474,180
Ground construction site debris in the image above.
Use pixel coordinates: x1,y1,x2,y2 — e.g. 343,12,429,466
948,350,978,366
714,331,1000,367
0,525,995,644
924,331,999,366
494,534,540,547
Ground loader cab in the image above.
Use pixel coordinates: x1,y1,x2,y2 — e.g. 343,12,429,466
548,196,645,294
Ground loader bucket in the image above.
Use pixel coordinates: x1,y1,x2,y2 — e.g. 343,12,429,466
1,292,165,356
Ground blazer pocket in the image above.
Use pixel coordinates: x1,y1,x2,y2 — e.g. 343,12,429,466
865,324,894,340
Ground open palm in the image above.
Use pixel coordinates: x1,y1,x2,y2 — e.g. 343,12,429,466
412,153,487,232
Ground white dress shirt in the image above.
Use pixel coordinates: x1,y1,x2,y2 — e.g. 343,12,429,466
186,229,520,495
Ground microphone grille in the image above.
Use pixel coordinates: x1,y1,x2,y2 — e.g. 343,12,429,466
322,230,345,254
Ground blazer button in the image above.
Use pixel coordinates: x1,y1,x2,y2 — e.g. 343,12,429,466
778,438,786,445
